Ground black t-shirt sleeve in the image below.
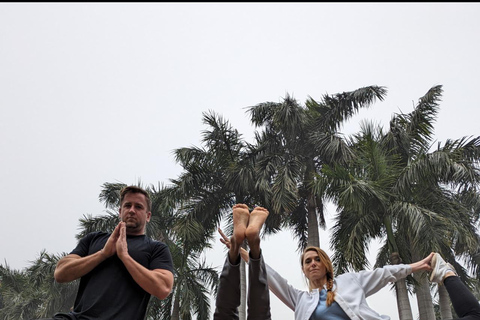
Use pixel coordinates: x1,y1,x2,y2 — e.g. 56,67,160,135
150,241,174,274
70,232,102,257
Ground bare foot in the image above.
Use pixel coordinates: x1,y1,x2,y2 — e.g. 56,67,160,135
246,206,269,259
230,204,250,262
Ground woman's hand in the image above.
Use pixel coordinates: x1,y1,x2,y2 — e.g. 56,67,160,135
218,227,249,263
409,252,435,273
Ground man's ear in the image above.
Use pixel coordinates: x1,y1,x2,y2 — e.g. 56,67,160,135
118,207,123,221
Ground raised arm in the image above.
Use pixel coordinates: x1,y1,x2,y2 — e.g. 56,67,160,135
218,227,249,263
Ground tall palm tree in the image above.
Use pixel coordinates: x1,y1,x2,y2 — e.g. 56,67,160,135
163,110,273,320
318,85,480,320
162,216,219,320
165,111,268,231
247,86,387,250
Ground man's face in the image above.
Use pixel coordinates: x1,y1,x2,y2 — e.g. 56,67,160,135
119,192,151,235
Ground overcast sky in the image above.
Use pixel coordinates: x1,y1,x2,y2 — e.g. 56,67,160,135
1,2,479,320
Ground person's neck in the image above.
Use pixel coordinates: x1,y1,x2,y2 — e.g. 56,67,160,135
126,226,145,236
126,230,146,236
310,278,326,290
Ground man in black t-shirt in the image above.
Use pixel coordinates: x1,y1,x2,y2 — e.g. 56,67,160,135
39,186,174,320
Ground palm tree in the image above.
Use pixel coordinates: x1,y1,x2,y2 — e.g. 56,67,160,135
165,110,268,231
161,214,219,320
318,85,480,320
163,110,272,320
247,86,387,250
0,251,77,319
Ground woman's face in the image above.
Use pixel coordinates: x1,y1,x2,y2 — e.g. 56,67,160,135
302,250,327,281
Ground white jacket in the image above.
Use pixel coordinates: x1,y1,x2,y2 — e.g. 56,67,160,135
266,263,412,320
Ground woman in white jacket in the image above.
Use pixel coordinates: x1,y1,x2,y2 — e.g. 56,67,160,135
267,246,431,320
219,230,480,320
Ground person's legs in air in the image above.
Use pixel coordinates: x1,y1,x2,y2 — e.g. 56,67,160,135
213,204,250,320
430,253,480,320
245,206,271,320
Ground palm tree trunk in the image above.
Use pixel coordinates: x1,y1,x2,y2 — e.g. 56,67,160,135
239,259,247,320
307,192,320,247
395,280,414,320
384,230,414,320
391,252,413,320
413,272,435,320
438,284,453,319
171,294,180,320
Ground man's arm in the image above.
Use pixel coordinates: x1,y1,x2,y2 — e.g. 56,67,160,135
116,223,174,300
119,254,174,300
54,252,106,283
54,223,122,283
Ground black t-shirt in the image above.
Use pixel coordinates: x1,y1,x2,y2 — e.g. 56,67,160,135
69,231,174,320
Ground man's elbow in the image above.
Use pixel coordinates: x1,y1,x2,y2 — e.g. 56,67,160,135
54,268,73,283
54,269,66,283
154,277,174,300
53,254,82,283
152,270,174,300
154,286,173,300
54,272,65,283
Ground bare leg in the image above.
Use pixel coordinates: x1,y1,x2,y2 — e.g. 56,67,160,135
246,206,269,259
230,204,250,263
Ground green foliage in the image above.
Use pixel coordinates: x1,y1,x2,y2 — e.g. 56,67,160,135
3,85,479,319
0,251,78,319
318,85,480,275
248,86,387,249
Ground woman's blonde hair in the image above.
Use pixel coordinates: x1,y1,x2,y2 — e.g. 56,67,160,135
300,246,336,306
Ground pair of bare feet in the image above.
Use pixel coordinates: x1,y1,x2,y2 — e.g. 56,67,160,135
226,204,269,263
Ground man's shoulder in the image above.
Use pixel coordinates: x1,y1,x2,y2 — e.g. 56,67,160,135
81,231,110,241
143,236,168,247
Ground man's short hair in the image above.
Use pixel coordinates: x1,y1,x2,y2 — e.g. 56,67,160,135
120,186,152,212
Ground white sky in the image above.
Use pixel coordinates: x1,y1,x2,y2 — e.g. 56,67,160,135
1,2,479,319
